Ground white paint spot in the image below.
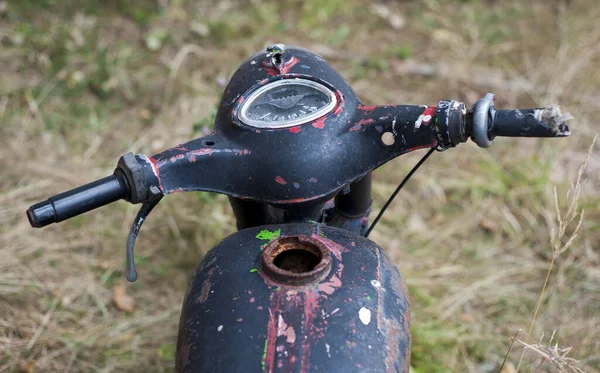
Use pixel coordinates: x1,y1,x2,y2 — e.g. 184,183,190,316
325,343,331,358
359,307,371,325
217,325,223,332
381,132,395,146
331,308,340,315
371,279,381,288
250,60,256,65
414,114,424,129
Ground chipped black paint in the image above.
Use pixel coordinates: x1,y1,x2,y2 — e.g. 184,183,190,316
176,223,410,373
146,46,440,205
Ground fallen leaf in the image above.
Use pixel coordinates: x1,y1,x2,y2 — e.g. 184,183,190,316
479,218,499,233
500,362,516,373
458,313,474,323
20,360,35,373
113,281,135,312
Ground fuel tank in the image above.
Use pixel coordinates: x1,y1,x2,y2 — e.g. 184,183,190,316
176,223,410,373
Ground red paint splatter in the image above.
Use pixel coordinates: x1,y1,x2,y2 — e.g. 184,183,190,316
334,105,343,115
349,118,374,132
312,117,326,129
263,291,281,373
170,154,185,163
243,149,249,155
300,290,320,373
239,96,245,103
421,106,437,126
167,145,188,152
351,242,356,247
289,126,301,133
250,297,255,303
262,56,300,76
148,157,164,191
188,148,215,162
275,176,287,185
358,104,377,111
169,187,184,194
259,78,269,85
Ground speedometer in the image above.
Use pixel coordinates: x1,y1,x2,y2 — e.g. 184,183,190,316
238,79,337,128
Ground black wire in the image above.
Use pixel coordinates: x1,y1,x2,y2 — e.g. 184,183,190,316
364,147,436,237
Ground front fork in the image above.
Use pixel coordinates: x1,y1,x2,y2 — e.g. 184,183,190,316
229,173,373,235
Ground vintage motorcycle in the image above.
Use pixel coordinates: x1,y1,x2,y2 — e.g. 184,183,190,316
27,45,570,372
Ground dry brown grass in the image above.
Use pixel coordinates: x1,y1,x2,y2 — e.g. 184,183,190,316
1,0,598,372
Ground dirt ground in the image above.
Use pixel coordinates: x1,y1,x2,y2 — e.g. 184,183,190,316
1,0,598,372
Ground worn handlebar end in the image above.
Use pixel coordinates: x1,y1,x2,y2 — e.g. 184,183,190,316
27,201,57,228
492,106,572,138
25,175,129,228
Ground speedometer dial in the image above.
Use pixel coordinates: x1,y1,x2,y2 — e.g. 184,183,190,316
239,79,337,128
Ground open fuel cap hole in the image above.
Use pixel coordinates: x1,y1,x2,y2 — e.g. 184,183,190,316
262,235,332,285
273,247,321,273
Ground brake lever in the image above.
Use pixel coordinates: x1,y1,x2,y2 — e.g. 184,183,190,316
125,185,163,282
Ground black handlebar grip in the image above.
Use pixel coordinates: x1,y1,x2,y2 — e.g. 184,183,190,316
27,175,129,228
491,108,571,138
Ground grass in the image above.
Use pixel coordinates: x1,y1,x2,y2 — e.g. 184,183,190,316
1,0,599,372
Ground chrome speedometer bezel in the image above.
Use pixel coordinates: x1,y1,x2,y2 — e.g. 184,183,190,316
238,78,337,129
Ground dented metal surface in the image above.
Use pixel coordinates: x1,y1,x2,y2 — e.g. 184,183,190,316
176,223,410,373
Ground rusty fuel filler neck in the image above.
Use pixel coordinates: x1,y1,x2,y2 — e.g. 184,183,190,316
25,45,572,283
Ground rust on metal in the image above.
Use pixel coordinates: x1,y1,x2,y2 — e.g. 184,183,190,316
261,235,332,286
198,267,215,303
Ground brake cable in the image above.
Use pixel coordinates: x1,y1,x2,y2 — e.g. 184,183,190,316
364,147,436,237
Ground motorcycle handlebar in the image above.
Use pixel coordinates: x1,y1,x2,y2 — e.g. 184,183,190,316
27,174,129,228
25,93,572,229
464,93,571,148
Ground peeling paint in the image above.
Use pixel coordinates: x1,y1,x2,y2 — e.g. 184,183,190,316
349,118,374,132
357,104,377,111
277,314,297,344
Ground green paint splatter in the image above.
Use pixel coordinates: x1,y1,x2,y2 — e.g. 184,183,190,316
307,219,318,224
262,339,268,371
256,229,281,241
366,296,371,300
319,231,327,238
250,268,258,273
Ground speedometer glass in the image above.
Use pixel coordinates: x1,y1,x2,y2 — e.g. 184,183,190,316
239,79,337,128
